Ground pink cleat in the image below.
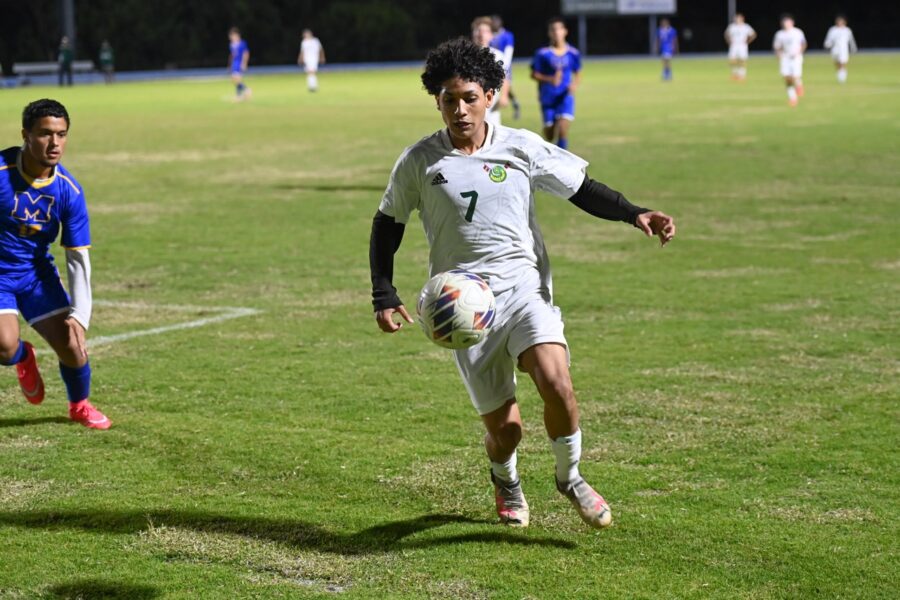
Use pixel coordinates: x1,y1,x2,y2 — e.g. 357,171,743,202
69,400,111,430
557,477,612,529
492,472,530,527
16,342,44,405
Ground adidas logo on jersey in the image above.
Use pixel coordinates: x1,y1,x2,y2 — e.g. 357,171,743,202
431,172,448,186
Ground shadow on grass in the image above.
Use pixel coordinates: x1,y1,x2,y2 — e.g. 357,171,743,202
0,416,70,428
46,579,159,599
0,509,575,554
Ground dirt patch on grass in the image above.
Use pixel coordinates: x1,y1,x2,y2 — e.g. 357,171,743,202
0,478,53,509
689,266,791,279
0,436,53,450
770,506,878,524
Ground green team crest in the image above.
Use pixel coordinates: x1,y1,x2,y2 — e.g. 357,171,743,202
488,164,507,183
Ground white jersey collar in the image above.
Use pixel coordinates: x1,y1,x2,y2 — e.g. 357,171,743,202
441,121,495,156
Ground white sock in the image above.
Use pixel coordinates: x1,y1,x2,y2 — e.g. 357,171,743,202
787,86,797,101
551,429,582,484
738,67,747,79
490,451,518,484
838,68,847,83
307,73,318,90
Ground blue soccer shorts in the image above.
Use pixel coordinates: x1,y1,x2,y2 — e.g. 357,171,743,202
542,94,575,127
0,262,71,325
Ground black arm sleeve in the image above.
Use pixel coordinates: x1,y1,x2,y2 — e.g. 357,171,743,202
369,210,406,311
568,174,650,226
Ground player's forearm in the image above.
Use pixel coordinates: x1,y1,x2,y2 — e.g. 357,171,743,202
370,210,406,310
65,248,92,329
531,71,553,84
568,175,650,225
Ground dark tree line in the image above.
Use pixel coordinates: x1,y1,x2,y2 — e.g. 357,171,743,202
1,0,897,76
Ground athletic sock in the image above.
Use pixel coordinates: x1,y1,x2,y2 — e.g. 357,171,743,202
551,429,582,485
1,340,27,366
787,86,798,102
307,73,318,91
837,68,847,83
236,82,245,95
59,362,91,403
738,66,747,79
557,138,568,150
490,451,519,484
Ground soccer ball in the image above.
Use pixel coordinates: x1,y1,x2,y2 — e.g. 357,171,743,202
416,270,496,349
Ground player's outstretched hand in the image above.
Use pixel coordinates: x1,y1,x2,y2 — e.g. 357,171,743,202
65,317,88,360
636,211,676,247
376,305,414,333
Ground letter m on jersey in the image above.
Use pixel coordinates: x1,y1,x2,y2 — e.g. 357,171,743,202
12,191,54,223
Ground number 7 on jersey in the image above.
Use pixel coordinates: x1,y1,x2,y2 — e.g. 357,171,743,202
461,190,478,223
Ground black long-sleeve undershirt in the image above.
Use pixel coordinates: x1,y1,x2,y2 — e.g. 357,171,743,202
568,174,650,225
369,174,651,311
369,210,406,311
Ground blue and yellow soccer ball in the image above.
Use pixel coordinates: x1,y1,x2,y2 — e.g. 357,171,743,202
416,270,496,349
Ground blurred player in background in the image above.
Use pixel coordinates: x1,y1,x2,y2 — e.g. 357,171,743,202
531,17,581,149
228,27,251,101
298,29,325,92
472,17,509,125
490,15,521,120
0,99,110,429
773,14,807,106
725,13,756,81
656,18,678,81
99,40,115,84
824,15,857,84
370,37,676,530
57,37,73,87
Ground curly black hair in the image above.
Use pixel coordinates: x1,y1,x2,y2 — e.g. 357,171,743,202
22,99,69,130
421,37,505,96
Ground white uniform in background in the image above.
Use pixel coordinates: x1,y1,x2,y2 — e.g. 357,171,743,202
485,47,506,126
774,28,806,78
300,37,323,91
726,22,756,61
825,25,857,83
379,122,586,414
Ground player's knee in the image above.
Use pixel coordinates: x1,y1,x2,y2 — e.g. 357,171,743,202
0,337,20,363
543,373,575,405
58,341,87,368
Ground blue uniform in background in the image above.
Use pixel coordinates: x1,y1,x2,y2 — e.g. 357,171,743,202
0,147,89,323
490,28,515,77
658,26,677,58
531,45,581,127
230,39,249,74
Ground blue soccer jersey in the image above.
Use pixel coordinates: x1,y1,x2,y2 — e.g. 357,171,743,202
230,39,248,72
531,45,581,107
658,27,677,56
0,147,90,276
491,28,515,76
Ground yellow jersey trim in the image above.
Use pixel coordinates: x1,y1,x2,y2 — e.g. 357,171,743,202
63,245,92,251
57,173,81,194
16,150,57,189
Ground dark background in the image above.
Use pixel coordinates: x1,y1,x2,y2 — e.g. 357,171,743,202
1,0,897,75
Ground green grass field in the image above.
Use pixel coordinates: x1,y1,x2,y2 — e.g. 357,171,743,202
0,53,898,599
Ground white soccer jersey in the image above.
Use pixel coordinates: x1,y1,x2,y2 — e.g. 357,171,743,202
379,123,587,302
486,47,505,122
773,28,806,58
300,37,322,67
726,23,756,47
825,26,857,59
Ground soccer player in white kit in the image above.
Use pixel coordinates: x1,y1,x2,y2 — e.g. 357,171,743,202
472,16,509,126
724,13,757,81
773,14,807,107
298,29,325,92
369,38,676,530
824,15,857,84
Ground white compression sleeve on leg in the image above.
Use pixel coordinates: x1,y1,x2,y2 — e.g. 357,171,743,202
65,248,92,329
551,429,582,484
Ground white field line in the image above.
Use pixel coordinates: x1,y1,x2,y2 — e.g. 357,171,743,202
35,300,262,353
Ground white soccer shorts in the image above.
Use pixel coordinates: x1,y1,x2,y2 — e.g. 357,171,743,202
780,55,803,78
453,290,567,416
304,60,319,73
728,44,749,61
832,50,849,65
